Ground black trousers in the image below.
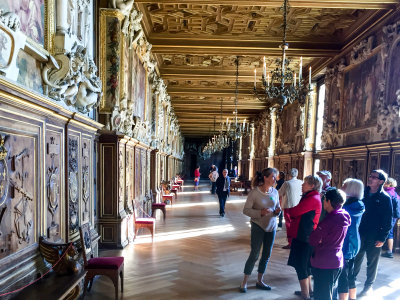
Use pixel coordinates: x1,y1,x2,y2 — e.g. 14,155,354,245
218,191,228,214
353,235,382,288
312,267,341,300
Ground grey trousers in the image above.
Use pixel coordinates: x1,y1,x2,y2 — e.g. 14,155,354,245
244,222,276,275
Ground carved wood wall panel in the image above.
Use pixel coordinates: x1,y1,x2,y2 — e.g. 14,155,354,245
67,133,80,237
45,127,64,242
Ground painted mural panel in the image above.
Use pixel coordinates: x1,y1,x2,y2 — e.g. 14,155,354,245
341,54,382,132
16,49,43,93
386,41,400,105
131,51,146,120
0,0,45,45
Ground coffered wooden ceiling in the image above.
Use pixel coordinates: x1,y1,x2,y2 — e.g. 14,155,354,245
135,0,397,137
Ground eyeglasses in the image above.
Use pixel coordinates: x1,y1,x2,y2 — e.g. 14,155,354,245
368,174,381,180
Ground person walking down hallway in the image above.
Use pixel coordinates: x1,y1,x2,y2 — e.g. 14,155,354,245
240,168,281,293
194,166,201,191
309,188,351,300
287,175,322,300
216,169,230,217
209,166,219,195
353,169,393,297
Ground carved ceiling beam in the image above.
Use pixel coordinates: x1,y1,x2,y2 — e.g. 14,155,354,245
150,41,340,57
168,88,255,96
135,0,396,9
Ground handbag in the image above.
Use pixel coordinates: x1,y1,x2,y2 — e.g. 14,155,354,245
194,177,199,182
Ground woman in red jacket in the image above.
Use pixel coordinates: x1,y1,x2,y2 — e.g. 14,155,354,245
287,175,322,300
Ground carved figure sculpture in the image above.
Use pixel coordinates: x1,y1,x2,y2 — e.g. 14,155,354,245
0,9,21,31
109,0,135,16
39,237,78,275
75,60,102,113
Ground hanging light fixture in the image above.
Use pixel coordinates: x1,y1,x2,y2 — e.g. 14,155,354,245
227,56,250,141
253,0,311,110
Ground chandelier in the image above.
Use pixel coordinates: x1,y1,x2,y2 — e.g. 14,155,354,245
202,100,229,156
227,56,250,141
253,0,311,110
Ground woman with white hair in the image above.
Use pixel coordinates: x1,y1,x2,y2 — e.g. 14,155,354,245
337,178,365,300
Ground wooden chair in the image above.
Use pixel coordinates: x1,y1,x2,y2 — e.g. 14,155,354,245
161,185,174,206
151,188,166,220
133,203,156,241
79,223,124,300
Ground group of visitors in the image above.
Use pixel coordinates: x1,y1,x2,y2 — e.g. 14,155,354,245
239,167,399,300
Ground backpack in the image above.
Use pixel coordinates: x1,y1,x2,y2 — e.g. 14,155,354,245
391,194,400,219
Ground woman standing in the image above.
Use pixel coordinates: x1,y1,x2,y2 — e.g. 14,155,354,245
382,177,400,258
193,166,201,191
240,168,281,293
309,188,351,300
337,179,365,300
287,175,322,300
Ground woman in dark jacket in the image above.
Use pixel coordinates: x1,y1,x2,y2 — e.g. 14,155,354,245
287,175,322,300
337,179,365,300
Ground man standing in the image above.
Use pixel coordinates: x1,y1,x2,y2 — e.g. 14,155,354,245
353,169,393,297
317,170,332,221
279,168,302,249
216,169,231,217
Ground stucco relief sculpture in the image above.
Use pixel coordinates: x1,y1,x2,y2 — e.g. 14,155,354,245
0,10,26,81
47,137,60,240
42,44,102,113
350,36,375,65
122,9,143,48
109,0,135,16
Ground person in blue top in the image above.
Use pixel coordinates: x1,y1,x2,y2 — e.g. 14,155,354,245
337,178,365,300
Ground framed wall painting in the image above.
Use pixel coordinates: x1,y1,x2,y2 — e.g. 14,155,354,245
131,50,146,120
386,39,400,105
340,50,382,132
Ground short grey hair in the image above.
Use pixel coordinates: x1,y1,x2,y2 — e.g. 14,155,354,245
385,177,397,188
304,175,322,193
223,169,228,173
290,168,298,178
343,178,364,199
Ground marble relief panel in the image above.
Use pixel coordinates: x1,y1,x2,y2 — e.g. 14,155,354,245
68,135,79,235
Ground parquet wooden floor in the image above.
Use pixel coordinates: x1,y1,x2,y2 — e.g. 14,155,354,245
84,181,400,300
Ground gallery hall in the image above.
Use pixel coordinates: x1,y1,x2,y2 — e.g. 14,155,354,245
0,0,400,299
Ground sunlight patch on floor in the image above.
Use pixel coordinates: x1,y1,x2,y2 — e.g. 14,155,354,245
171,201,218,208
178,190,211,195
366,278,400,300
133,224,235,244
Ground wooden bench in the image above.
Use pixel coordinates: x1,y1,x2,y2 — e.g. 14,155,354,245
12,268,86,300
11,237,86,300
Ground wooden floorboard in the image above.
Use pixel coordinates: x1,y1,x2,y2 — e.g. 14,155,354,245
84,181,400,300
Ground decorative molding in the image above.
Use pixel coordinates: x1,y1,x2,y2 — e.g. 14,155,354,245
349,36,375,65
47,136,60,240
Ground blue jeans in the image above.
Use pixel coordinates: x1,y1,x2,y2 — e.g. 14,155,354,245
217,191,228,214
244,222,276,275
211,182,217,194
